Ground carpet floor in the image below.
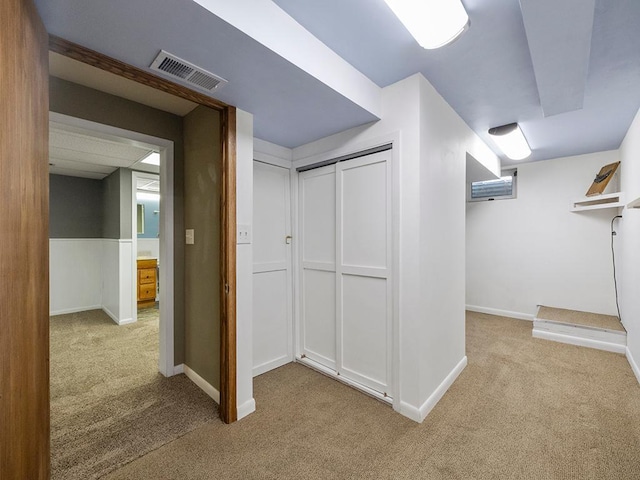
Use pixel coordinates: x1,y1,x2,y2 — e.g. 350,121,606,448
102,311,640,480
537,306,625,332
50,308,218,480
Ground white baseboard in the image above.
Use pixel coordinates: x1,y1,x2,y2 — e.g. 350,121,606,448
50,305,101,316
184,364,220,404
466,305,534,321
400,356,468,423
102,306,119,324
173,363,185,375
532,329,627,354
253,356,292,377
237,398,256,421
101,306,134,325
626,347,640,385
421,356,467,422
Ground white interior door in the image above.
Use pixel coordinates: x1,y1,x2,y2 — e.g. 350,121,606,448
252,161,293,376
298,150,392,396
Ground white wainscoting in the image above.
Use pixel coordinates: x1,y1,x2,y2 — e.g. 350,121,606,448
137,238,159,259
101,239,120,321
50,239,103,315
50,238,134,324
117,240,134,324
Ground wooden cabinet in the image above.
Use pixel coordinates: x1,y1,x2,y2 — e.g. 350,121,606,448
137,258,157,309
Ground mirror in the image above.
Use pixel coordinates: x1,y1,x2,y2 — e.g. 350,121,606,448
137,204,144,234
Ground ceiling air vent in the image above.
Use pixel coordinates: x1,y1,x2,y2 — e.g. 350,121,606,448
150,50,227,92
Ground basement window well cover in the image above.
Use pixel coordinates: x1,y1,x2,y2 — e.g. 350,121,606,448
469,171,517,201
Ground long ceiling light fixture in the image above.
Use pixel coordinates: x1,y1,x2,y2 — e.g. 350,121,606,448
488,123,532,161
383,0,470,49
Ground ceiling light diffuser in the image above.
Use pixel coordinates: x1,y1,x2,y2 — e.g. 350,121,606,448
141,152,160,166
383,0,470,49
488,123,531,161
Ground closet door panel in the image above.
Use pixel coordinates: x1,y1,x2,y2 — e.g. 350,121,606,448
341,275,388,390
336,151,392,395
300,166,337,370
341,160,387,269
302,269,336,368
302,170,335,264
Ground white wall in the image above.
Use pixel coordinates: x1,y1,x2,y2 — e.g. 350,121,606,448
619,107,640,382
236,108,256,420
50,238,134,324
292,73,499,422
50,239,103,315
417,76,481,411
137,238,160,259
466,150,621,319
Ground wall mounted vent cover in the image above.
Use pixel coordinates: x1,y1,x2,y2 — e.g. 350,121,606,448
150,50,227,92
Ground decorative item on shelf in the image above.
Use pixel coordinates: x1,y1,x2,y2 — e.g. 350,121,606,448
585,161,620,197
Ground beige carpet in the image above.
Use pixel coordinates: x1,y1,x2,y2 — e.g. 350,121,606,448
50,308,218,480
537,306,625,332
103,311,640,480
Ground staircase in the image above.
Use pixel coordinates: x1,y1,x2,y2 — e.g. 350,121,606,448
532,306,626,354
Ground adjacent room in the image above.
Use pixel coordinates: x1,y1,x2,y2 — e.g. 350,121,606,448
3,1,640,479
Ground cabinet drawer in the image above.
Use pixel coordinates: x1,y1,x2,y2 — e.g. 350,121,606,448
138,283,156,300
137,258,157,269
139,268,156,284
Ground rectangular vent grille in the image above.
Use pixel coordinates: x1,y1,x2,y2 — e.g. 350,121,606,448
150,50,227,92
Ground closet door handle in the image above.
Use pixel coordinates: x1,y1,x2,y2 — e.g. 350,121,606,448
285,235,292,244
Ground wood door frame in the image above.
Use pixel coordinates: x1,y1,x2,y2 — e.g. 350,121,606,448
48,35,238,423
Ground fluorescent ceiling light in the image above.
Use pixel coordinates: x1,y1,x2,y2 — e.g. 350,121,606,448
141,152,160,166
137,191,160,201
383,0,470,49
488,123,532,161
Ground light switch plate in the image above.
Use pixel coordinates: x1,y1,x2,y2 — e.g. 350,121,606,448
237,224,251,244
185,229,194,245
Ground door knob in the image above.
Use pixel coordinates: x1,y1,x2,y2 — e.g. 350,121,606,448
285,235,292,244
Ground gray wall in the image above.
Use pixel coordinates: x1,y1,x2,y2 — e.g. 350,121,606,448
101,169,120,239
101,168,133,239
184,105,222,389
51,76,186,365
49,174,103,238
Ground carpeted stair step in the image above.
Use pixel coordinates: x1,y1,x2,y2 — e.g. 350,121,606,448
532,305,626,353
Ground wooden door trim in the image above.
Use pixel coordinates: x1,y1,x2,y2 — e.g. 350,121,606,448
48,36,238,423
49,35,229,111
220,106,238,423
2,0,50,477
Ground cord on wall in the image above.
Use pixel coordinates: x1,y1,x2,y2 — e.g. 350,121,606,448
611,215,623,322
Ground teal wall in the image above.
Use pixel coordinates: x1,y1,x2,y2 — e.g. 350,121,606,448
137,193,160,239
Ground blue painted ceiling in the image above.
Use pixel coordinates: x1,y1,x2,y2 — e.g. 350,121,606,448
36,0,640,164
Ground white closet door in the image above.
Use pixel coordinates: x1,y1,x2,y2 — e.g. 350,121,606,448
336,151,392,394
298,150,392,397
299,165,337,370
252,161,292,376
